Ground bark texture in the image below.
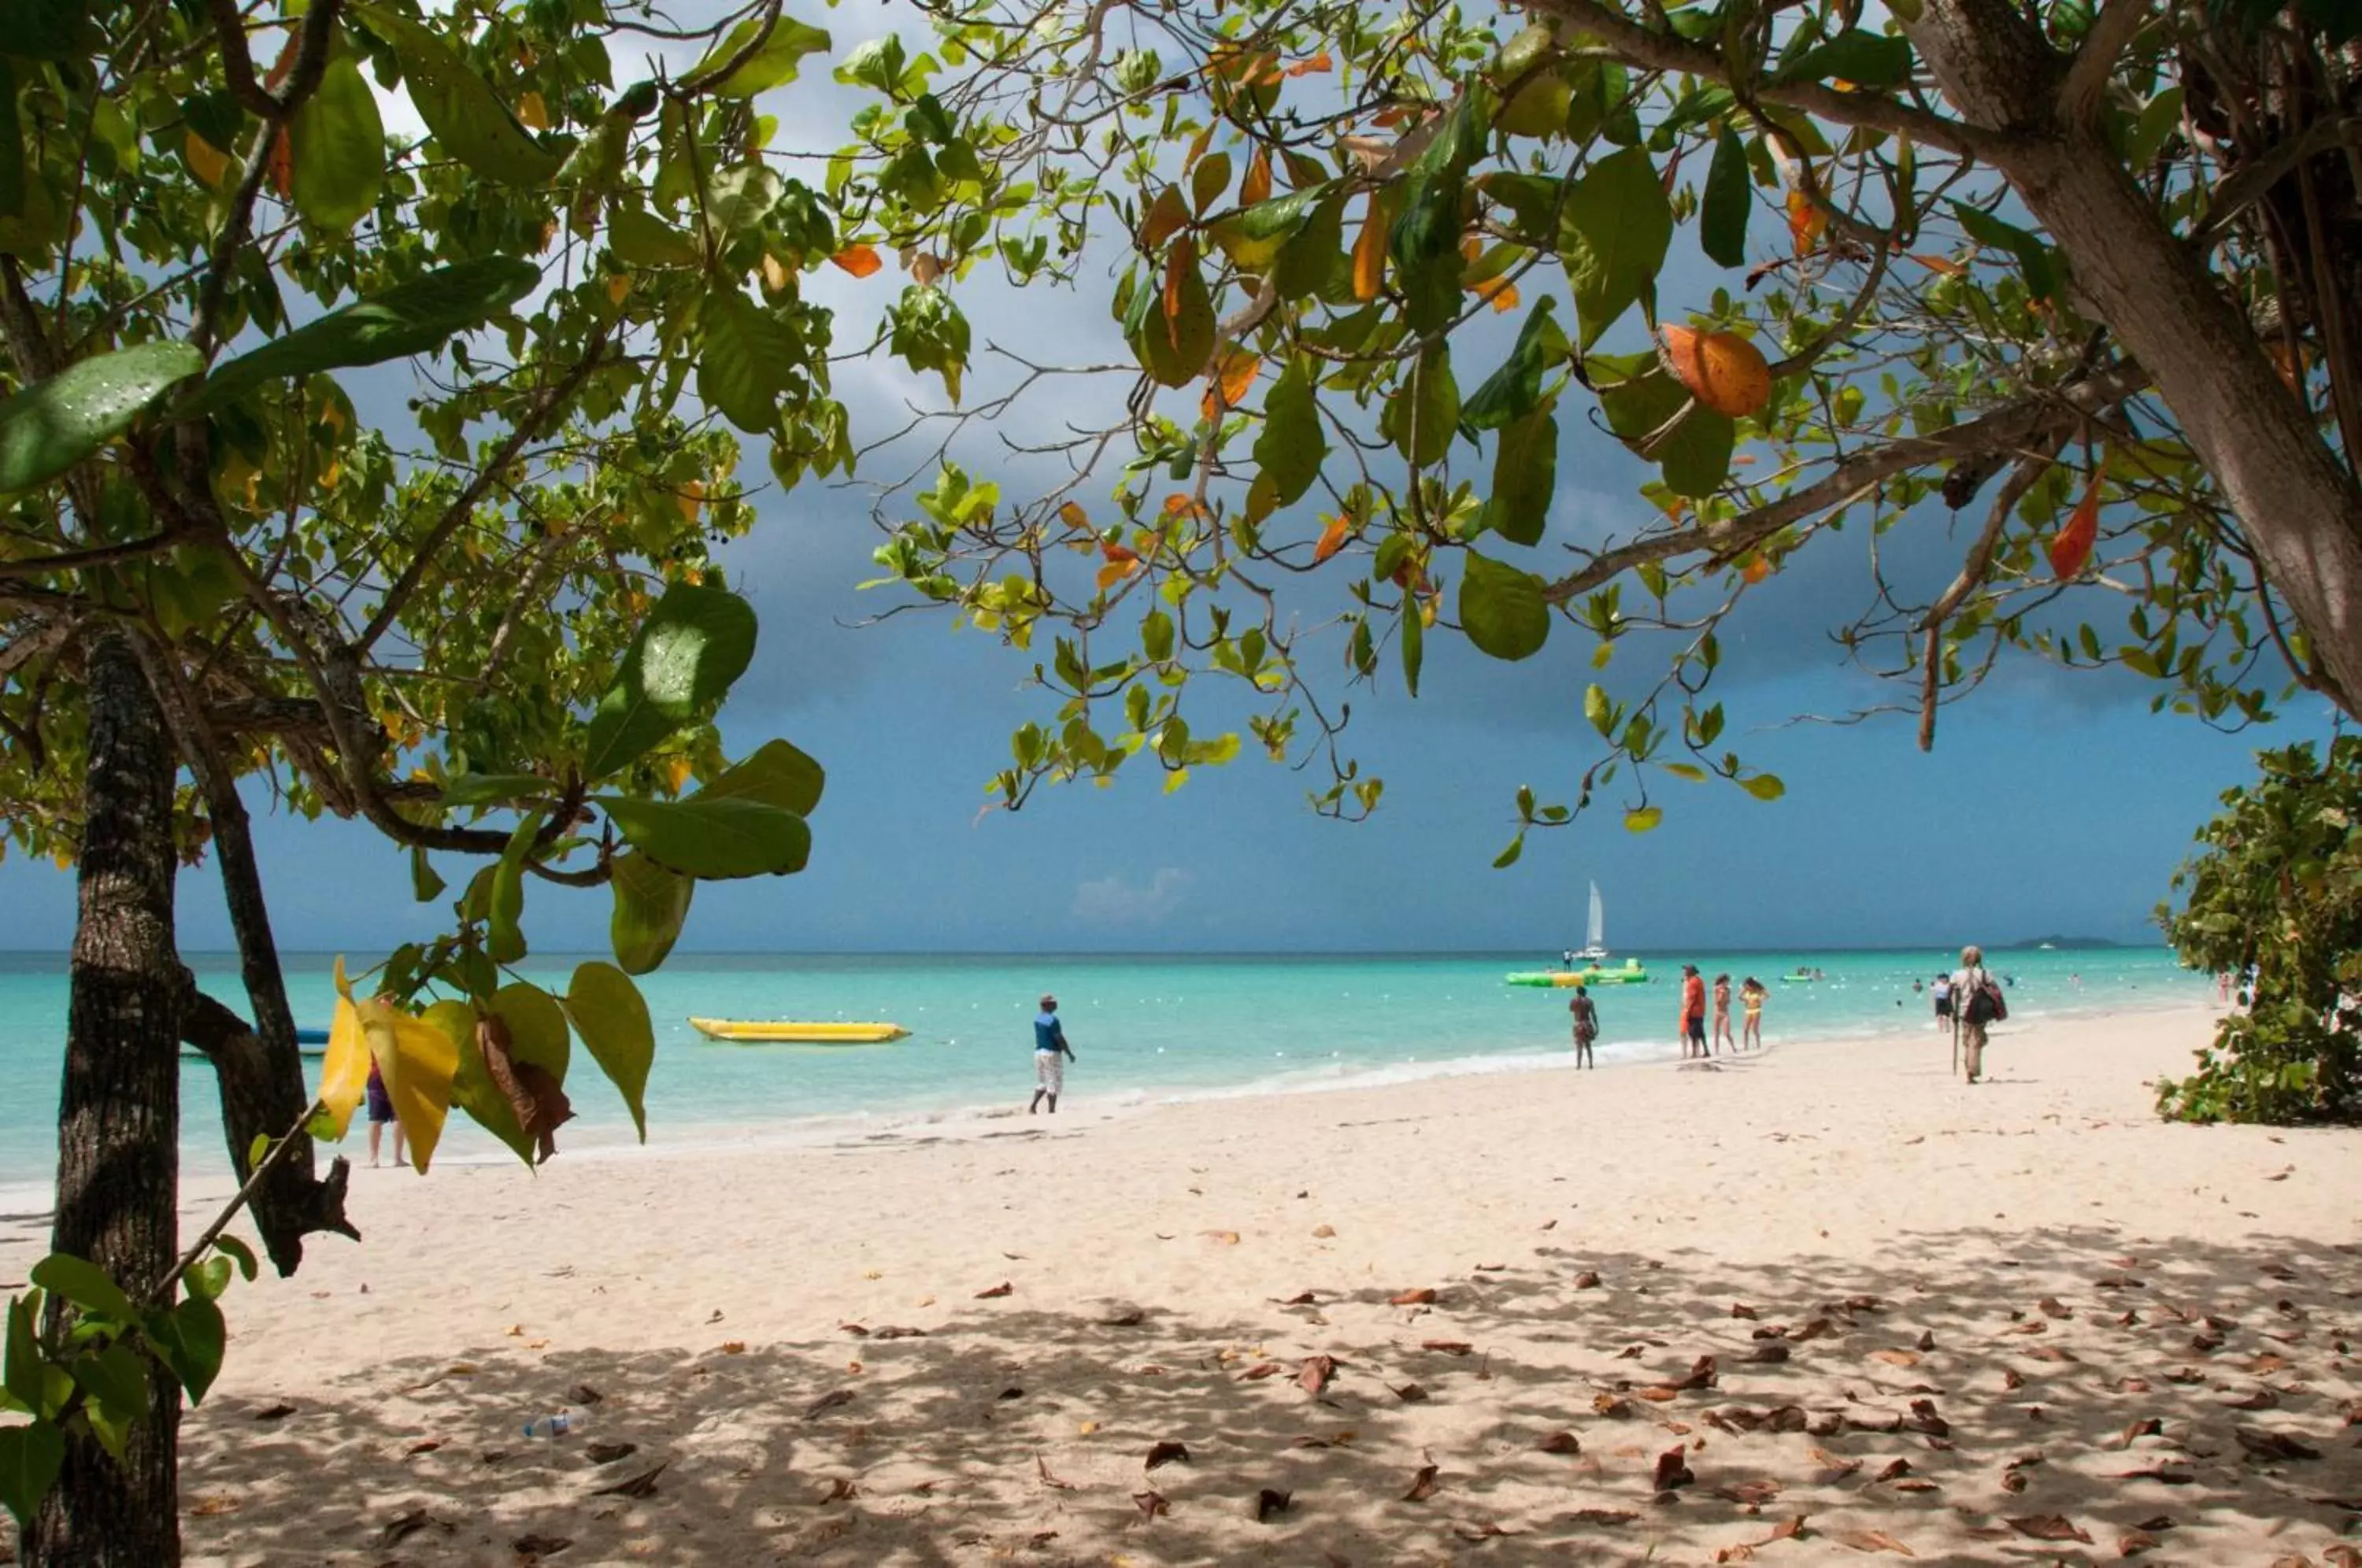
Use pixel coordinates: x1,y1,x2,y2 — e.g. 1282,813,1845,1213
1908,0,2362,710
30,632,184,1568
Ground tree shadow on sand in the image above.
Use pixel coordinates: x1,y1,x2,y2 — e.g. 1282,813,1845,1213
168,1226,2362,1566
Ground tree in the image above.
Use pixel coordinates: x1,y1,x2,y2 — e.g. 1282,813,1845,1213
2158,738,2362,1123
849,0,2360,853
0,0,902,1557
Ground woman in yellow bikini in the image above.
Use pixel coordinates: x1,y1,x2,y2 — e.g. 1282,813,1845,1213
1739,977,1766,1051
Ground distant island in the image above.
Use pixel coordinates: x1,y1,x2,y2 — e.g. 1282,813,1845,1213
2001,935,2127,950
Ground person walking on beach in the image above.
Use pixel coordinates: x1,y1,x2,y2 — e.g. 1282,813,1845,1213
1029,993,1076,1114
1739,978,1765,1051
366,1058,405,1168
1679,965,1707,1060
1951,945,2001,1083
1931,971,1953,1032
1568,985,1598,1068
1710,974,1734,1055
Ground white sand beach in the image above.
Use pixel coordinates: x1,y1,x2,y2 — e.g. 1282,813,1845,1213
6,1002,2360,1565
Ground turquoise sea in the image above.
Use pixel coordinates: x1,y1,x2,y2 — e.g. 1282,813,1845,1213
0,947,2208,1185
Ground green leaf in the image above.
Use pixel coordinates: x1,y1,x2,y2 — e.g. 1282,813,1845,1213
563,962,655,1141
1700,125,1750,268
1253,361,1325,507
610,208,702,268
0,342,202,494
1401,599,1423,698
29,1254,134,1322
1773,28,1913,88
1663,762,1708,781
1953,201,2062,302
1136,248,1215,389
210,1235,258,1283
698,738,826,816
1493,834,1524,869
290,53,384,230
4,1296,42,1414
1624,805,1664,832
1142,609,1175,663
583,582,760,779
1482,407,1558,547
0,1420,65,1531
351,3,562,185
1461,298,1565,434
595,795,811,879
1561,147,1672,346
429,999,533,1164
1583,683,1612,734
494,981,572,1081
179,257,540,416
441,773,557,808
702,162,783,240
698,288,804,433
487,810,542,966
409,845,446,904
692,12,833,95
609,852,694,974
1272,191,1345,301
1741,772,1786,801
1386,341,1458,468
1597,370,1734,497
165,1296,224,1405
70,1342,149,1424
1459,550,1552,660
183,1256,233,1303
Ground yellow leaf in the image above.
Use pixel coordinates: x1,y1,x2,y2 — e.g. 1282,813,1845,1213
1240,148,1272,206
1351,194,1388,301
1471,276,1520,313
1909,253,1966,278
1786,188,1827,257
605,273,631,306
1059,501,1090,531
1097,559,1142,591
517,91,550,130
831,244,883,278
761,253,790,294
665,756,694,794
678,479,705,522
358,999,460,1173
184,131,230,190
315,989,371,1142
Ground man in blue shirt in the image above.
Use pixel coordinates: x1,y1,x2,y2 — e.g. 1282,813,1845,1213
1030,993,1076,1114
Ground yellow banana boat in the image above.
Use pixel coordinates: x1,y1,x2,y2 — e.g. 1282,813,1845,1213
687,1017,911,1044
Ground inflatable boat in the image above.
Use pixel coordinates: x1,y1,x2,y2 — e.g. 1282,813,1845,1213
687,1018,912,1044
1505,959,1652,987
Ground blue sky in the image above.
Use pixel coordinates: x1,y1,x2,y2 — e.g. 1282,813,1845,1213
0,1,2333,956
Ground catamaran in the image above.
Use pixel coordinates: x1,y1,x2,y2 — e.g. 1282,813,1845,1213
1569,880,1610,966
1506,881,1650,986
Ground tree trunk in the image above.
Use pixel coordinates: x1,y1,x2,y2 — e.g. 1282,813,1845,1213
126,632,357,1276
29,631,184,1568
1910,0,2362,712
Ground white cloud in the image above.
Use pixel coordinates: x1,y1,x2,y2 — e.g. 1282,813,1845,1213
1069,867,1192,926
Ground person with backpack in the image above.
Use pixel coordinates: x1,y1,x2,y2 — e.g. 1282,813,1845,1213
1950,945,2006,1082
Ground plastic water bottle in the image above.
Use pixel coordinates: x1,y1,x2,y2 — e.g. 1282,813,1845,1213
520,1411,578,1438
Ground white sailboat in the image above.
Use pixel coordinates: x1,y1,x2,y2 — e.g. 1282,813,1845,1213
1572,881,1610,965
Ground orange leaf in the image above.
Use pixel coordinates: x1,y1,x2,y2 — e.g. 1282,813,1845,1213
1351,194,1388,302
268,129,294,198
2047,467,2105,580
831,244,883,278
1241,148,1272,206
1909,253,1967,278
1202,349,1260,420
1470,276,1520,313
1314,514,1351,564
1786,190,1827,257
1058,501,1090,531
1101,540,1140,565
1164,235,1197,346
185,131,230,190
1141,185,1190,250
1741,554,1773,585
264,29,300,90
517,91,551,131
1096,559,1142,591
1285,51,1334,76
1183,124,1214,173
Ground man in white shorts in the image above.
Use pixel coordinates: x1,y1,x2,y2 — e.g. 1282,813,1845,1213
1030,993,1076,1114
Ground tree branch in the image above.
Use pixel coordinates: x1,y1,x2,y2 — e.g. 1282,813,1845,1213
1523,0,2006,162
0,530,188,581
1542,367,2146,606
2057,0,2149,127
357,332,613,652
1917,435,2065,749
